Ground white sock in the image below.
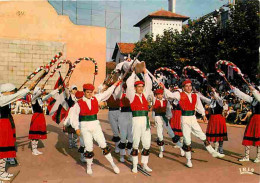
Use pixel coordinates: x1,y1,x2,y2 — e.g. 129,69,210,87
105,153,115,166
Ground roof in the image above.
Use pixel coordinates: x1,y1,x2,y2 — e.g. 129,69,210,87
112,43,135,60
117,43,135,54
134,9,189,27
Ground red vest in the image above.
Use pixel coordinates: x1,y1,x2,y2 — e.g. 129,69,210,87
153,99,167,113
107,95,120,108
78,97,99,116
120,93,130,107
179,92,197,111
130,94,149,111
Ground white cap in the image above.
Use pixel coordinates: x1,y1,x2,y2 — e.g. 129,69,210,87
0,83,16,93
70,85,77,91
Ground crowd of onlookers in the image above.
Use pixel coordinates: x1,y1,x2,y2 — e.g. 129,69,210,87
11,100,48,115
195,78,259,125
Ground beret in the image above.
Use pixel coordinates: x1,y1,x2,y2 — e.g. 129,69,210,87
83,84,95,91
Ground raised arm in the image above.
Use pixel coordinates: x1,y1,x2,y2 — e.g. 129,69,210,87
198,92,211,104
233,87,253,103
95,85,116,102
126,72,136,103
0,88,29,107
42,89,59,102
31,88,44,103
114,82,122,99
143,73,152,99
213,91,223,106
252,89,260,102
163,88,180,101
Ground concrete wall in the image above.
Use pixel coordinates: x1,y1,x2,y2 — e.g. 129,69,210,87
0,0,106,91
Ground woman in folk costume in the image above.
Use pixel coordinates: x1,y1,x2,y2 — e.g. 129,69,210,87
117,83,133,163
63,85,78,149
169,86,184,147
126,63,153,173
70,81,122,175
198,88,227,155
152,88,185,158
29,85,61,155
0,83,34,181
162,79,224,168
231,85,260,163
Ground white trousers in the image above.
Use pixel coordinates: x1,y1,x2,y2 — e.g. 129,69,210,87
118,112,133,143
80,120,107,152
132,116,151,150
108,110,120,137
155,116,175,141
181,116,206,146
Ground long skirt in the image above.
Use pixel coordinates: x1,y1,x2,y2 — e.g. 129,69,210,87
242,114,260,146
206,114,228,142
0,118,16,158
28,113,47,140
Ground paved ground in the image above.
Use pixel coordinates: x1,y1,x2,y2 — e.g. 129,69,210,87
5,110,260,183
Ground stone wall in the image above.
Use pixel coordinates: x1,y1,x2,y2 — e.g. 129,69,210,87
0,38,67,91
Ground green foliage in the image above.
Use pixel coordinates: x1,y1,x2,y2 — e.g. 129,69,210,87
133,0,259,79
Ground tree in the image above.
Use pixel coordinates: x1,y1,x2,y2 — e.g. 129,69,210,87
217,0,259,78
133,0,259,79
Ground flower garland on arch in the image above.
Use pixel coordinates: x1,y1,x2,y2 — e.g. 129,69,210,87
42,59,72,87
154,67,180,81
215,60,251,86
182,66,207,80
68,57,98,85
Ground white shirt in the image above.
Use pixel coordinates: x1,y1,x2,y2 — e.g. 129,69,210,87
164,88,206,116
0,88,29,107
198,92,223,107
233,87,260,103
70,85,116,130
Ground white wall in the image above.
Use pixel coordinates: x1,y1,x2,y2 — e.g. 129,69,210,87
139,18,183,40
152,19,182,38
140,20,152,40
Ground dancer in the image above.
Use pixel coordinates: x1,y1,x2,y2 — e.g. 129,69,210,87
126,63,153,173
198,88,227,155
0,82,34,181
162,80,224,168
70,81,122,175
152,88,185,158
29,85,61,155
232,85,260,163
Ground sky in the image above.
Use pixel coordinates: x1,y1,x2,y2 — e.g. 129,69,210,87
49,0,229,60
121,0,229,42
